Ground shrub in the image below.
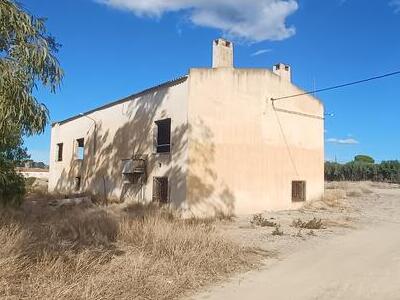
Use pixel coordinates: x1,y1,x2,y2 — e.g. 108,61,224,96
0,158,25,206
250,214,277,227
271,225,284,236
292,218,324,230
25,177,36,187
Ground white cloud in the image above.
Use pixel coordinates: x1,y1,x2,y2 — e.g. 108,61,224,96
390,0,400,13
326,138,359,145
251,49,272,56
97,0,299,42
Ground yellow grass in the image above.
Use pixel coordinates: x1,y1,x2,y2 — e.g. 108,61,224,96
0,201,259,300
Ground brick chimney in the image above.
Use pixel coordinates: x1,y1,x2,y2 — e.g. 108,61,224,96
273,63,291,82
212,38,233,68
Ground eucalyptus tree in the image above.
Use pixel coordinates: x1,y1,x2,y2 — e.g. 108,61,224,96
0,0,63,204
0,0,63,140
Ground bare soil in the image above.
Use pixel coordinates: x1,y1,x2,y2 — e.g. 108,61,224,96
190,181,400,300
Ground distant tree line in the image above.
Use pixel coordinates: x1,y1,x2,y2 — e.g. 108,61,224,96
325,155,400,183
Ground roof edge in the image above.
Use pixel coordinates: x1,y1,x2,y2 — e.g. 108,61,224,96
52,75,188,127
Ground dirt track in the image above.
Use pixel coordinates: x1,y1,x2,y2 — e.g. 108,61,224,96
191,184,400,300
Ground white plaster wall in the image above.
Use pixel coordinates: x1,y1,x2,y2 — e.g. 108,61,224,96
186,68,324,216
19,171,49,180
48,79,189,208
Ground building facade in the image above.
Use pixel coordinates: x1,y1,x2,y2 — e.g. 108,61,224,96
49,38,324,216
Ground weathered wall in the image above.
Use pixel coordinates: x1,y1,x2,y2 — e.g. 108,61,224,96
17,170,49,180
186,68,324,216
48,78,189,208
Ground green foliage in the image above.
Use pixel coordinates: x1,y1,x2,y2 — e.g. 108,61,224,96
0,0,63,139
25,177,36,187
325,160,400,183
354,155,375,164
0,0,62,205
0,128,29,205
0,156,25,206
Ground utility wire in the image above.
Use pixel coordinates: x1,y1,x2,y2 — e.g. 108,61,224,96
271,70,400,102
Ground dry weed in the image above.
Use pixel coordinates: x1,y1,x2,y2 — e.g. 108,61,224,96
271,225,284,236
0,202,259,300
292,218,325,230
250,214,277,227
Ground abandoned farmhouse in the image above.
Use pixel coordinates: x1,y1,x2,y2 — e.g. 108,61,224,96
48,38,324,216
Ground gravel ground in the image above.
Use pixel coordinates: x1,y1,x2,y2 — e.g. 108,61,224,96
190,181,400,300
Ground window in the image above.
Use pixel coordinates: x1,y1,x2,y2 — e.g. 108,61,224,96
292,181,306,202
152,177,169,204
74,176,81,191
76,138,84,160
56,143,63,162
154,118,171,153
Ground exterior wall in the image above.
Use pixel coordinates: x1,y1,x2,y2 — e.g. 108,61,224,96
48,79,189,208
18,171,49,180
186,68,324,216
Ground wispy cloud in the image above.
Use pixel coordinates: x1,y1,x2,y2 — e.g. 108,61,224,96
390,0,400,13
326,138,359,145
97,0,299,42
251,49,272,56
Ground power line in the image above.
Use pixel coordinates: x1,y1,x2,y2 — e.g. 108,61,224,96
271,70,400,102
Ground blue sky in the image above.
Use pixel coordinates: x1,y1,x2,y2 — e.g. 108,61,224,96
22,0,400,164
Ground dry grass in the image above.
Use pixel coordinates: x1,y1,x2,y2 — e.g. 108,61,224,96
346,189,362,198
303,188,347,211
0,200,259,300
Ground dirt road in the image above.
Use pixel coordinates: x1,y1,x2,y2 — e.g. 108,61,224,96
192,185,400,300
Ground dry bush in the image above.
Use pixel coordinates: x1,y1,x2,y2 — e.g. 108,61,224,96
0,202,259,300
271,225,284,236
250,214,277,227
325,182,350,190
303,188,346,211
292,218,325,230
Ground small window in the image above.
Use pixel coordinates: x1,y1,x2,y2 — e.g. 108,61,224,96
152,177,169,204
154,118,171,153
74,176,81,191
285,65,290,71
56,143,63,162
76,138,84,160
292,181,306,202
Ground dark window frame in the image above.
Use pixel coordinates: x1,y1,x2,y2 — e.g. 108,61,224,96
152,177,169,204
56,143,63,162
155,118,171,154
292,181,306,202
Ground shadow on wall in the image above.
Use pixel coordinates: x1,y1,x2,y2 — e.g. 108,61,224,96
53,86,235,215
187,119,235,216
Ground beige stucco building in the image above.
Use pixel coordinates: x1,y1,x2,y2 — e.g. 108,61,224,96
49,38,324,216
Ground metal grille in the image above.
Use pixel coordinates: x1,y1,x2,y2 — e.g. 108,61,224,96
292,181,306,202
152,177,169,204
